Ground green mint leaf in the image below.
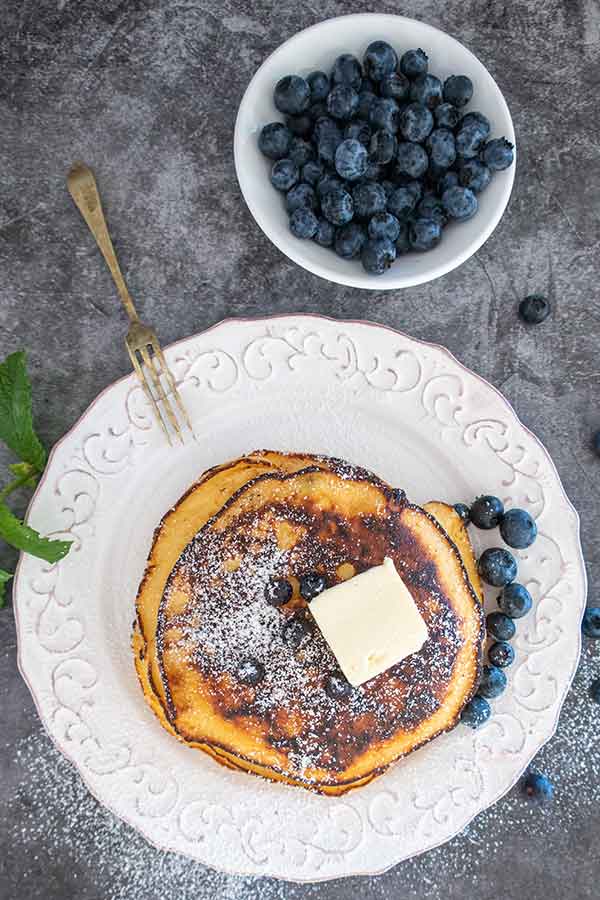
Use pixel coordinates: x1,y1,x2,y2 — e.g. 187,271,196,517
0,351,47,472
8,461,39,489
0,569,12,607
0,501,72,564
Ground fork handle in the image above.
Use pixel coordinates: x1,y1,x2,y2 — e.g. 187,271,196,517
67,162,139,323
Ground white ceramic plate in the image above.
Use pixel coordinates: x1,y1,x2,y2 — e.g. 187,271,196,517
15,316,584,881
234,14,516,290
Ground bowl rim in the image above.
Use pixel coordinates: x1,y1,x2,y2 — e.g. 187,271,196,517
233,12,516,290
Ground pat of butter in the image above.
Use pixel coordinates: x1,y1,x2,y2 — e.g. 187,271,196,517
310,557,428,687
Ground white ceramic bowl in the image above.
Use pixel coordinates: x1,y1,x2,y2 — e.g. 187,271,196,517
234,13,516,290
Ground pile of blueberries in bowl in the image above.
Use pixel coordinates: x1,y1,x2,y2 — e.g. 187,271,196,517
258,41,514,275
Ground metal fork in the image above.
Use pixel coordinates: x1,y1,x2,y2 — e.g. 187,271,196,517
67,162,191,444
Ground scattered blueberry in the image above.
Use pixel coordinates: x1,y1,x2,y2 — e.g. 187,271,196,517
582,607,600,639
590,678,600,703
388,184,421,221
435,102,460,129
380,72,409,101
400,48,429,79
274,75,310,115
307,70,330,102
459,159,492,193
478,547,518,587
289,207,318,239
519,294,550,325
313,217,336,247
369,97,400,134
284,611,314,649
327,84,359,121
409,217,442,252
522,771,554,803
488,641,515,668
593,431,600,457
437,170,460,195
478,664,507,699
482,138,514,171
288,137,314,167
302,159,325,186
486,611,517,642
368,212,401,241
364,40,398,81
500,508,538,549
332,53,363,90
410,73,443,109
299,572,327,601
265,578,293,607
399,102,433,142
498,582,532,618
369,128,397,164
470,495,504,529
426,128,456,169
325,672,353,700
237,658,265,686
335,138,368,180
443,74,473,107
461,695,491,728
361,237,396,274
286,183,317,213
335,223,367,259
287,114,313,138
454,502,471,523
442,185,478,220
259,122,293,160
395,141,429,178
345,119,372,146
321,186,354,225
270,159,299,192
352,181,387,219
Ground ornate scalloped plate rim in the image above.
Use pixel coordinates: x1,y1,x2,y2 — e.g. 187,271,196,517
13,314,586,881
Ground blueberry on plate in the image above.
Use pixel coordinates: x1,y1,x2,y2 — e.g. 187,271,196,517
286,182,317,213
288,137,314,167
313,114,342,145
380,71,410,101
519,294,550,325
284,611,314,649
395,221,411,255
368,212,401,242
357,87,377,120
308,101,328,121
289,207,318,239
435,102,460,129
453,502,471,523
380,179,395,201
590,678,600,703
307,69,330,102
345,119,372,146
470,495,504,529
352,181,387,219
335,223,367,259
488,640,515,668
455,122,488,159
258,122,293,160
426,128,457,169
500,508,538,549
482,137,514,171
363,40,398,81
313,217,336,247
321,186,354,225
461,695,491,728
409,73,443,109
416,193,449,228
286,114,313,138
237,658,265,686
361,237,396,275
460,111,491,138
486,611,516,642
498,582,532,618
325,672,353,700
274,75,311,115
369,129,398,165
582,607,600,639
400,48,429,79
368,98,400,134
399,102,434,142
270,158,299,192
326,84,359,121
360,160,382,182
478,547,517,587
331,53,363,90
316,172,343,199
478,664,507,699
459,159,492,193
443,74,473,108
299,572,327,600
302,159,324,187
593,430,600,457
265,577,293,607
335,138,368,181
395,142,429,178
437,170,460,196
387,185,420,221
522,770,554,803
442,185,478,220
409,218,442,252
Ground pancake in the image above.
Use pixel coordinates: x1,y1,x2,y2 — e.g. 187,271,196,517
137,456,484,794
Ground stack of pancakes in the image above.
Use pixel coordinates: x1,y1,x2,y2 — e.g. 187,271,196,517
133,450,484,795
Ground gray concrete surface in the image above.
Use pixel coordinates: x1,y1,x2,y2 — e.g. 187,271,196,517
1,1,599,898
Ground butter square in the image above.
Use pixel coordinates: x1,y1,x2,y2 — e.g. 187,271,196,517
310,557,428,687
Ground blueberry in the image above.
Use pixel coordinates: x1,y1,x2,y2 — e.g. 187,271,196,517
335,223,367,259
454,502,471,523
400,48,429,79
487,611,516,642
308,101,328,121
299,572,327,600
368,212,401,242
470,495,504,529
313,115,342,144
360,77,377,94
237,658,265,686
364,40,398,82
426,128,457,169
270,159,299,192
357,88,377,120
307,70,330,102
460,111,491,138
442,185,478,220
274,75,310,115
395,221,411,255
461,695,491,728
369,129,397,164
459,159,492,193
395,142,429,178
435,102,460,129
519,294,550,324
409,217,442,252
455,122,488,159
361,237,396,275
482,138,514,171
286,183,317,213
325,672,352,700
265,577,293,607
387,185,419,221
327,84,359,121
590,679,600,703
316,173,343,199
286,114,312,138
317,133,343,166
313,217,336,247
593,430,600,457
443,74,473,108
284,611,314,649
380,179,395,201
478,548,517,587
399,102,433,142
380,72,410,101
352,181,386,219
368,98,400,134
500,508,538,549
331,53,363,90
488,641,515,668
498,582,532,618
335,139,368,181
478,664,507,699
288,137,314,167
302,159,325,187
345,119,372,146
289,207,318,239
522,771,554,803
259,122,293,160
360,161,382,182
416,194,448,227
582,607,600,639
409,73,443,109
437,170,460,196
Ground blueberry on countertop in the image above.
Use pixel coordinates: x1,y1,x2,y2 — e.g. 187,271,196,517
435,102,460,129
409,73,443,109
498,582,532,618
286,183,317,213
361,237,396,274
409,218,442,252
453,502,471,523
443,74,473,107
400,48,429,79
519,294,550,325
478,548,518,587
364,40,398,82
307,70,330,102
459,159,491,193
270,159,299,192
368,212,401,241
299,572,327,601
321,186,354,225
593,431,600,457
590,679,600,703
325,672,353,700
332,53,363,90
237,658,266,686
582,607,600,639
470,495,504,529
335,139,368,180
487,611,517,642
482,138,514,171
289,207,318,239
313,217,336,247
522,771,554,803
488,641,515,668
478,664,507,699
274,75,311,115
265,578,293,607
442,185,478,220
500,508,538,549
259,122,293,160
399,102,434,142
461,695,491,728
335,223,367,259
327,84,359,121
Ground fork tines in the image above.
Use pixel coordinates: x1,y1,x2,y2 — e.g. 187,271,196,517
127,333,191,445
